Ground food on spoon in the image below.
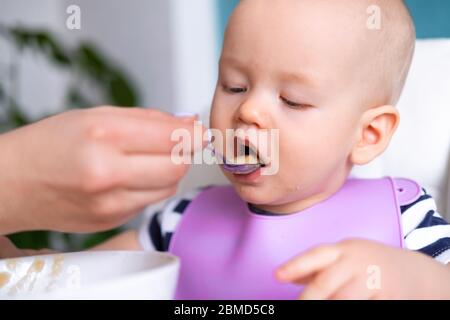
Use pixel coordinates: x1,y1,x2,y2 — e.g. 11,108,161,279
221,145,265,175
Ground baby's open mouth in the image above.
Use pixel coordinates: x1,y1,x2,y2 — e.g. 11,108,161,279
220,140,267,175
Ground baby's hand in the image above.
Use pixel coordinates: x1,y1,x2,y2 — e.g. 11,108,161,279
275,239,450,300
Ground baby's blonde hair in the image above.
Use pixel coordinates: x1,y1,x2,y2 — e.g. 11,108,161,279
361,0,416,106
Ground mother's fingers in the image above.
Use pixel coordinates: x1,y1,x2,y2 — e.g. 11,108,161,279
92,106,196,122
123,187,179,213
107,187,178,217
118,155,190,190
113,117,206,154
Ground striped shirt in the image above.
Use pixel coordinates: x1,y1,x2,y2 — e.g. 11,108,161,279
139,187,450,264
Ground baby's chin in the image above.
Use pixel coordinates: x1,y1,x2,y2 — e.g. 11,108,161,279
228,178,281,207
221,168,295,209
227,174,321,214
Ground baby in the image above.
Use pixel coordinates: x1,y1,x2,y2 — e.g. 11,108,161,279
99,0,450,299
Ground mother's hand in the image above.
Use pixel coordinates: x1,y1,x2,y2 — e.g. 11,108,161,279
0,107,203,234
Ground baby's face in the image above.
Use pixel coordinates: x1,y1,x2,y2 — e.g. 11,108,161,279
210,0,386,213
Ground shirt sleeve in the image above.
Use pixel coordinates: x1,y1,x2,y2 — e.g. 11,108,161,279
138,188,202,252
401,188,450,264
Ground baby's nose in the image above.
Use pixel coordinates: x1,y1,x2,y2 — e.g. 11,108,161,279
234,97,271,129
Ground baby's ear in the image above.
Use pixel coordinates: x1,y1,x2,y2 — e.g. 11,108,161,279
350,105,400,165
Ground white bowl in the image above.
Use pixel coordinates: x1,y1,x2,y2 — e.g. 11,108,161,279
0,251,179,300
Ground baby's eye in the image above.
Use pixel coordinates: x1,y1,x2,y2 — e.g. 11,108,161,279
280,96,308,109
223,85,247,94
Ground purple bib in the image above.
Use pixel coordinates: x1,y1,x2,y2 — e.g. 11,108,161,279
169,177,421,299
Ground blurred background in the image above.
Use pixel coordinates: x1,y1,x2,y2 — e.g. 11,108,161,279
0,0,449,250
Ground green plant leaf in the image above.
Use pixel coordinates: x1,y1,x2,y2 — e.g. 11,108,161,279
8,231,51,250
74,43,139,107
108,71,138,106
34,32,71,66
74,43,111,83
9,28,71,66
0,83,4,102
81,228,123,249
8,99,30,126
66,86,92,109
8,27,31,50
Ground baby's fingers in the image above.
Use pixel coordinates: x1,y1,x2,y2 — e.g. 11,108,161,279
276,245,341,283
299,260,354,300
329,276,377,300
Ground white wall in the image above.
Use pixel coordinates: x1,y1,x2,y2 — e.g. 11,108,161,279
168,0,218,115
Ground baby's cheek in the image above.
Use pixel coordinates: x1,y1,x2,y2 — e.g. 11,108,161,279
209,109,222,130
210,100,231,129
279,137,342,185
279,156,317,188
281,135,324,168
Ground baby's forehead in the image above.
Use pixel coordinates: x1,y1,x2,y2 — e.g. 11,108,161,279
225,0,415,106
226,0,374,59
224,2,371,76
229,0,404,51
232,0,367,28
